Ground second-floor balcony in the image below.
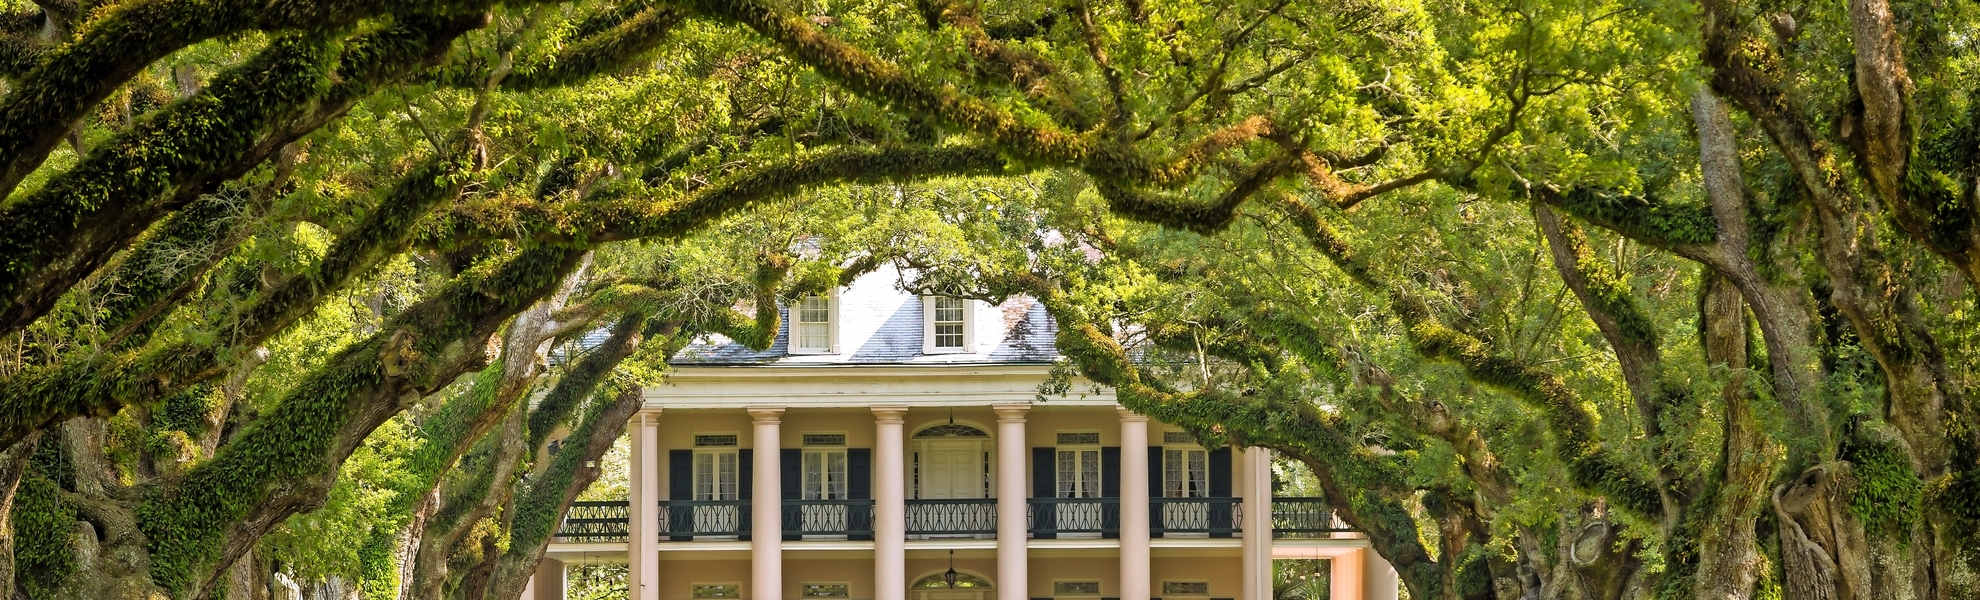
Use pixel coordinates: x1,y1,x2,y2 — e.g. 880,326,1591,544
555,497,1352,543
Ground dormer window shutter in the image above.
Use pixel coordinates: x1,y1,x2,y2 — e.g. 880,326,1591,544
924,296,976,354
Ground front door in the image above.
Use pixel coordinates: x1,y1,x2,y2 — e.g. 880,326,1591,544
918,441,983,499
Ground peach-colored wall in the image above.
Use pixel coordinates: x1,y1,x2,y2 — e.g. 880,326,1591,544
1149,556,1242,598
656,559,751,600
1027,556,1119,597
646,552,1247,600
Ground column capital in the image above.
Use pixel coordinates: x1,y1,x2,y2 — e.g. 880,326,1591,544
633,408,662,425
991,402,1031,421
1115,405,1150,422
746,405,786,422
871,405,910,423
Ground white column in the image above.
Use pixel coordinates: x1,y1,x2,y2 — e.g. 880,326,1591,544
1240,448,1272,600
993,403,1031,600
1117,407,1150,600
749,406,786,600
873,406,910,600
629,409,661,600
532,558,567,600
1329,550,1365,600
1363,548,1399,600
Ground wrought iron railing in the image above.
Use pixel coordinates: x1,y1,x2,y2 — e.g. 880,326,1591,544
783,499,875,538
557,496,1357,542
660,500,751,540
1028,497,1119,537
905,499,997,536
1270,497,1352,537
1150,496,1242,537
556,500,630,542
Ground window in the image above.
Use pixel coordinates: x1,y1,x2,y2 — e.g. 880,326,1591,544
801,583,850,598
795,293,835,353
1055,432,1101,445
694,433,739,501
1162,582,1211,597
1163,434,1209,498
1056,431,1101,499
1053,581,1101,596
803,433,848,500
923,296,975,353
692,584,741,599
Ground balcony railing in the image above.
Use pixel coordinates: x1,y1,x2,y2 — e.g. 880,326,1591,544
1028,497,1119,538
1270,497,1352,538
783,499,875,538
1150,497,1241,537
559,497,1351,542
906,499,996,536
661,500,751,540
556,500,630,542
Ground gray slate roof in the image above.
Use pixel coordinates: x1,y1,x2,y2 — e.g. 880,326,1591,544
671,265,1059,366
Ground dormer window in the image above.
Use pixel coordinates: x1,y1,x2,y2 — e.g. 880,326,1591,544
793,292,837,354
923,296,975,354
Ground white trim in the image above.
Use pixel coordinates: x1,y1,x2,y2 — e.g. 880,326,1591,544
645,365,1118,409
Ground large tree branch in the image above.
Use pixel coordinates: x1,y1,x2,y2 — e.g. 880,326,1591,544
135,247,587,599
0,15,483,339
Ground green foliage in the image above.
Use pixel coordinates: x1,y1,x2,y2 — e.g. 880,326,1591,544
1840,434,1923,542
11,471,74,596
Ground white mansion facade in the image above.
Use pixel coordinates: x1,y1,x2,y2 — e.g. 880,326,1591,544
523,267,1399,600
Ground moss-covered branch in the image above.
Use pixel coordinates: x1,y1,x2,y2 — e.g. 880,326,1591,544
1273,194,1666,519
0,14,484,339
423,144,1015,248
132,247,585,598
500,6,685,90
0,145,475,451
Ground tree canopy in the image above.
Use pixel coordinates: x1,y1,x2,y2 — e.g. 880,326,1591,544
0,0,1975,598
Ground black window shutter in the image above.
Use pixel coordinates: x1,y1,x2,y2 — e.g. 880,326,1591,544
669,450,692,500
1208,447,1232,537
738,449,753,541
1101,447,1121,497
1032,447,1055,539
1148,446,1164,534
1101,446,1121,538
848,448,873,540
849,449,872,499
781,449,802,541
669,450,691,540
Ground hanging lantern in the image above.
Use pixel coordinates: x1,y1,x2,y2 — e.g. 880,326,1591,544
944,550,959,588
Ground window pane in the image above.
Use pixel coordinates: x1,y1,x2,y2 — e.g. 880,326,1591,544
1188,450,1207,498
695,453,714,500
1164,449,1184,497
804,452,823,499
1080,450,1100,498
1057,450,1075,498
828,452,847,499
718,452,737,500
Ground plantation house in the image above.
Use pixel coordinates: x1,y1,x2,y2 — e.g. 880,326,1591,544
526,267,1399,600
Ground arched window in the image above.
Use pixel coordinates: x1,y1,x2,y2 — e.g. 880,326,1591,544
911,572,993,589
914,424,988,438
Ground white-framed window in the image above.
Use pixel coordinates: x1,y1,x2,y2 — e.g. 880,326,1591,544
802,432,848,500
800,583,851,598
1055,431,1102,499
1163,431,1209,498
793,291,837,354
1161,581,1211,597
922,295,975,353
1053,581,1102,597
693,583,741,599
693,433,740,501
